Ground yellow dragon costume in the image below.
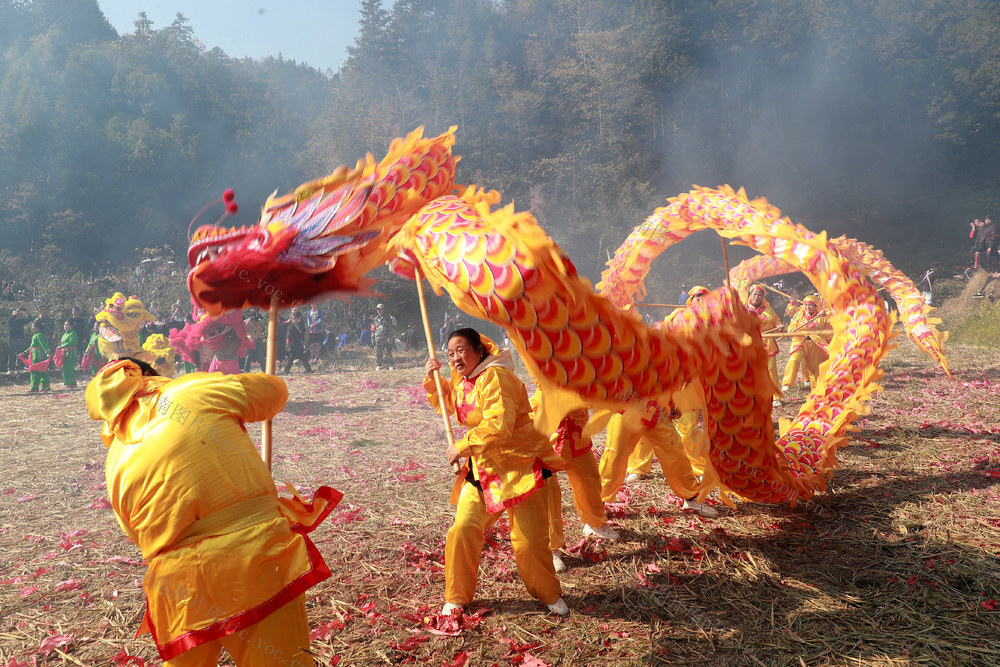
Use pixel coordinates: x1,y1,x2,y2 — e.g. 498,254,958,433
185,128,949,510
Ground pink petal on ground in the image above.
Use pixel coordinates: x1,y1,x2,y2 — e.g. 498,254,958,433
38,633,73,655
55,579,85,592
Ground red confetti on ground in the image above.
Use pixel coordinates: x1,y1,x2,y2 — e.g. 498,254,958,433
401,606,490,637
112,646,148,666
310,617,349,640
389,634,430,652
567,537,608,562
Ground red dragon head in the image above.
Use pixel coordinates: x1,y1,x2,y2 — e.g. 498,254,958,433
187,127,458,315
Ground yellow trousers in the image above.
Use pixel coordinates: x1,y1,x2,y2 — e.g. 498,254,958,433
673,411,708,477
626,439,654,476
599,413,699,503
782,350,816,387
767,356,780,395
546,450,609,551
446,482,561,607
164,595,313,666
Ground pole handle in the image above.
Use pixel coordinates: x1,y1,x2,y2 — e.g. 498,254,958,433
414,268,462,475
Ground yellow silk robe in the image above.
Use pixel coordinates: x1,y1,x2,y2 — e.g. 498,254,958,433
424,339,564,513
86,360,340,661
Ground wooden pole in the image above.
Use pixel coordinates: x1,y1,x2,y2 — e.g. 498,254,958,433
261,294,279,472
762,283,795,300
786,312,826,335
721,238,732,290
762,330,833,339
414,268,462,475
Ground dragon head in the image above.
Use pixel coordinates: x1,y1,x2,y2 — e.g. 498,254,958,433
187,127,459,315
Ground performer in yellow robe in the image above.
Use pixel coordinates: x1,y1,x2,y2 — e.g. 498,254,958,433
745,284,782,398
621,287,715,514
781,295,831,390
530,398,619,573
86,358,341,665
424,328,568,616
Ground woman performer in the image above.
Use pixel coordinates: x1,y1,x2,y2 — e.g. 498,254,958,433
57,320,79,388
745,284,783,401
424,328,569,616
23,321,50,392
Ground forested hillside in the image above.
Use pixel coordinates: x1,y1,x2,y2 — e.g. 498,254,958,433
2,0,999,286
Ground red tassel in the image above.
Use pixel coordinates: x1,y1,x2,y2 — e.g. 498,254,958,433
223,188,236,203
226,201,239,215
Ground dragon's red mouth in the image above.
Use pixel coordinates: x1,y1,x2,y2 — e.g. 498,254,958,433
188,225,255,267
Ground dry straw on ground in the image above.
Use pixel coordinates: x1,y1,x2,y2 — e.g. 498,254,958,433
1,338,998,665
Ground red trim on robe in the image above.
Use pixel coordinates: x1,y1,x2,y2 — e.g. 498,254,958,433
482,459,548,514
552,415,593,458
145,485,341,661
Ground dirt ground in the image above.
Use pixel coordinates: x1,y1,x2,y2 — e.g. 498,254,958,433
1,338,999,666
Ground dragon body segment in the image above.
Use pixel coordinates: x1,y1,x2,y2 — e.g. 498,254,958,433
598,186,896,502
389,190,802,504
728,237,951,378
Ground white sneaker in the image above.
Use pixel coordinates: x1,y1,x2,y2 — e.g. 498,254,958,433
683,498,719,518
546,597,570,616
625,472,645,483
388,366,394,370
774,399,783,407
780,385,789,393
582,523,620,542
552,550,566,573
441,602,464,615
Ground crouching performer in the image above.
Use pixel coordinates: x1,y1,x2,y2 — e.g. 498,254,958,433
86,357,341,665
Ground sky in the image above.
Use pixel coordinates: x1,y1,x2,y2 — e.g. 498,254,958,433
96,0,367,73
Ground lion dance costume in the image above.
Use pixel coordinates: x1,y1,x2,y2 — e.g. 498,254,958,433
95,293,155,359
